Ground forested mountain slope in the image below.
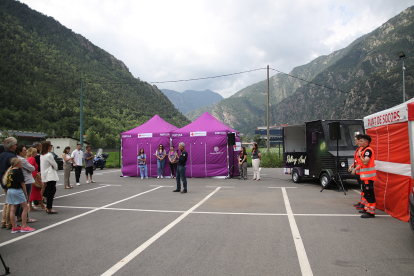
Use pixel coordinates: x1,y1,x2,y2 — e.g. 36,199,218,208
0,0,189,147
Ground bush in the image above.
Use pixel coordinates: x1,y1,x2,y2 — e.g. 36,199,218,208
245,147,283,168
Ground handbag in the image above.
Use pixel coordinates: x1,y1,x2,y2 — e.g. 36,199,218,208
33,173,43,189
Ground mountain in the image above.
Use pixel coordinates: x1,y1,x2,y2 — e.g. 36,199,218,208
187,6,413,136
0,0,190,147
267,6,414,125
186,34,367,135
161,89,223,115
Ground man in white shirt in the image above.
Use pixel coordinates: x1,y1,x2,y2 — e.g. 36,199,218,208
71,144,83,186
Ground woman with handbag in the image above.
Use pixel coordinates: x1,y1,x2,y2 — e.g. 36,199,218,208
40,141,59,214
27,147,46,211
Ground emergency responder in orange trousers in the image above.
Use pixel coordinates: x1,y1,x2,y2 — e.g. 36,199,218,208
357,134,376,218
349,134,366,209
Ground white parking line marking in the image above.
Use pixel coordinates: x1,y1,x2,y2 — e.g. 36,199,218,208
101,187,221,276
150,185,174,187
54,185,110,199
353,189,361,194
268,187,297,189
206,186,234,188
281,187,313,276
0,186,162,248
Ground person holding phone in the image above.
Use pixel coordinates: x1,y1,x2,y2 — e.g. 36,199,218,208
168,146,178,178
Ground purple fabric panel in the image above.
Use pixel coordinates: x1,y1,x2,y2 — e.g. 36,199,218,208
121,137,171,177
172,136,228,177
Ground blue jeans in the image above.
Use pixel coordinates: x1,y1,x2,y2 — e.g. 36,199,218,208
139,164,148,178
176,165,187,190
157,159,165,176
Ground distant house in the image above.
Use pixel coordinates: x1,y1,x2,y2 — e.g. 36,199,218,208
46,136,90,153
0,130,47,145
255,126,283,145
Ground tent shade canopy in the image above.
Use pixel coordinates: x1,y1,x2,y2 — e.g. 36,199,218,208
121,114,178,177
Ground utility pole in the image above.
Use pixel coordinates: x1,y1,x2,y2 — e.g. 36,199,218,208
80,79,84,149
267,65,270,154
403,58,405,103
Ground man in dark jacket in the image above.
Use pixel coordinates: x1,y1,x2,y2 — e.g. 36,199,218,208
173,142,188,194
0,137,17,229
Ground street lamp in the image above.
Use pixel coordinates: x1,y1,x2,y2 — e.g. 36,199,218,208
398,51,406,103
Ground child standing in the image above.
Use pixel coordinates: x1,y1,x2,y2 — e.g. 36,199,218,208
3,158,35,233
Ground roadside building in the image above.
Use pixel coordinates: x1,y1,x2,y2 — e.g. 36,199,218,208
46,136,91,153
254,126,283,146
0,130,47,145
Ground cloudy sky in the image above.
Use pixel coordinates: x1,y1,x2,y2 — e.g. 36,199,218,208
20,0,414,98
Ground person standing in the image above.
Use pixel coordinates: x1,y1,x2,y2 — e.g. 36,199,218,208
238,146,247,180
40,141,59,214
32,141,42,208
0,137,17,230
15,145,37,223
156,144,166,178
349,134,366,210
4,157,35,233
168,146,178,178
62,147,74,189
137,148,148,179
27,147,46,211
251,143,261,181
358,135,377,218
84,146,95,184
71,144,83,186
173,142,188,194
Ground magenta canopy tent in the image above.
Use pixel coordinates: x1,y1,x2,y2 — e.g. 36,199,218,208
171,112,241,178
121,114,178,177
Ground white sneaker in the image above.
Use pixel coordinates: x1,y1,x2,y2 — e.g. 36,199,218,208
86,180,90,184
161,176,163,179
157,176,160,179
145,177,148,179
76,183,80,186
90,180,96,183
141,177,143,179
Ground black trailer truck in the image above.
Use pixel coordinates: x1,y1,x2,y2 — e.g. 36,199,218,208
282,119,365,188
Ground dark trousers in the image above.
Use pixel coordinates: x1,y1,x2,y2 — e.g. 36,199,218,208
45,181,56,210
362,180,375,203
176,165,187,190
169,162,177,176
75,166,82,183
16,183,32,217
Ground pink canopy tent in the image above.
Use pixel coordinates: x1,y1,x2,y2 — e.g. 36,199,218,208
171,112,241,178
121,114,178,177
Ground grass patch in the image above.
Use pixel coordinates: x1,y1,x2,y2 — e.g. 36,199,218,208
245,147,283,168
99,151,121,168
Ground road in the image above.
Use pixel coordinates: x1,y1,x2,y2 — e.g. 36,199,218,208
0,168,413,275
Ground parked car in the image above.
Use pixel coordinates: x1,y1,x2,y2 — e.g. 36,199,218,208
50,151,64,170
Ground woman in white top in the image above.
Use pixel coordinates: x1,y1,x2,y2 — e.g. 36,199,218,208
62,146,74,189
40,141,59,214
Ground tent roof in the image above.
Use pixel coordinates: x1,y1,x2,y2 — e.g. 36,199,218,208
172,112,238,137
364,97,414,129
121,114,178,138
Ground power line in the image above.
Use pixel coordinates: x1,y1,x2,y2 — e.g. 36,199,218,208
269,68,350,94
148,68,267,83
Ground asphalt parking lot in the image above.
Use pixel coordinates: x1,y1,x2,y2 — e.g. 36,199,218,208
1,168,413,276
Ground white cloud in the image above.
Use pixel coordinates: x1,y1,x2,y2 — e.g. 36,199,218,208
19,0,414,97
